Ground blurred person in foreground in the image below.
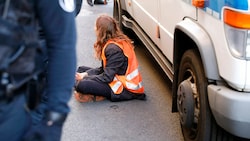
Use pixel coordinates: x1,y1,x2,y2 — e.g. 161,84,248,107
74,14,146,103
0,0,77,141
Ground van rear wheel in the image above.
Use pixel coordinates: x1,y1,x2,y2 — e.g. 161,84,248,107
113,0,124,29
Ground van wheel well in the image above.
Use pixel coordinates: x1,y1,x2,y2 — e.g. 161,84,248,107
172,29,198,113
175,29,198,65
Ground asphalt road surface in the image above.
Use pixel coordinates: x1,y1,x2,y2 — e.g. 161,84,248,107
62,1,184,141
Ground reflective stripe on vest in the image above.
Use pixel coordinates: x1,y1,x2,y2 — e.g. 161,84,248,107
111,68,143,93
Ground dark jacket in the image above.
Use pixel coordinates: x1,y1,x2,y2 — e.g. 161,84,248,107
85,43,128,83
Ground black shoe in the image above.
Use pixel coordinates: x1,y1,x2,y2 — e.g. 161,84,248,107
87,0,93,6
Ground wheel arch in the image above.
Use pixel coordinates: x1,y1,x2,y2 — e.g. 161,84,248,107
172,18,219,112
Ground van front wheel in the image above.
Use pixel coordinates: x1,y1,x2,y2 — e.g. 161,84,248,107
177,49,211,141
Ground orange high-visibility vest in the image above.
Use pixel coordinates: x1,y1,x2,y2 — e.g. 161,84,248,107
101,39,144,94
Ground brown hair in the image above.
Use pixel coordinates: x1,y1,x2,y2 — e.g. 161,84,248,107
94,14,132,60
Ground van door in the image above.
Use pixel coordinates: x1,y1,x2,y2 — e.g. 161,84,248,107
130,0,160,47
158,0,196,63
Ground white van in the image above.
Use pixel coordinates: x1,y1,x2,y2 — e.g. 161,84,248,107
113,0,250,140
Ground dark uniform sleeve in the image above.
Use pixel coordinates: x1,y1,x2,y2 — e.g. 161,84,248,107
85,43,127,83
35,0,77,114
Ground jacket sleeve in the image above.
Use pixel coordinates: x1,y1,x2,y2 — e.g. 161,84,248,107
86,66,103,75
35,0,77,114
85,43,127,83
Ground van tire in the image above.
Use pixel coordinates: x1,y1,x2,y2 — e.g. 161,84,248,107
177,49,211,141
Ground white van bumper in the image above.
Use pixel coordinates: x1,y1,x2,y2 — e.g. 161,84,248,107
208,85,250,139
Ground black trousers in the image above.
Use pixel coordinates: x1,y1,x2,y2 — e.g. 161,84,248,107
75,66,146,102
75,66,112,99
